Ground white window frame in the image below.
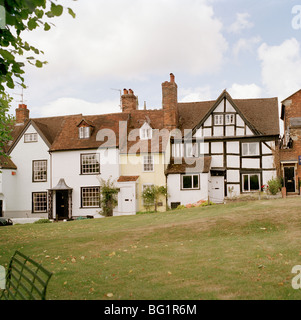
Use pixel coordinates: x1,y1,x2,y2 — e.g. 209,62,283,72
140,128,152,140
80,153,100,175
242,142,259,156
81,187,100,208
79,126,91,139
172,143,184,158
181,174,200,190
242,173,260,192
214,114,223,125
185,143,198,157
225,114,235,125
24,133,38,143
143,155,154,172
140,123,152,140
32,160,47,182
32,192,47,213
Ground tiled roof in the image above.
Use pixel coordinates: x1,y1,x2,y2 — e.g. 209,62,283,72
6,91,279,155
0,155,17,169
122,109,168,154
165,156,212,174
178,96,280,136
117,176,139,182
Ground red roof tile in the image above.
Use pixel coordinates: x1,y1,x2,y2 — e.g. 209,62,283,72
117,175,139,182
165,156,211,174
0,155,17,169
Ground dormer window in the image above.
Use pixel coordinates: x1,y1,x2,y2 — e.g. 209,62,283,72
79,126,91,139
140,122,152,140
77,119,94,139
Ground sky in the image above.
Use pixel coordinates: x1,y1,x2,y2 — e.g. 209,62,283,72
8,0,301,124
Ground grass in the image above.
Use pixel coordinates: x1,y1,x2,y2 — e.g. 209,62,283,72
1,197,301,300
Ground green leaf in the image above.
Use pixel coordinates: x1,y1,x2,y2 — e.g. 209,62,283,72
30,46,40,54
28,18,38,30
35,9,44,19
35,60,43,68
68,8,76,18
0,49,15,62
23,42,30,51
44,22,51,31
45,11,55,18
6,78,15,89
51,2,63,17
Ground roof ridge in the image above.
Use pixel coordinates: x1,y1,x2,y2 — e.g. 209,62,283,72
30,114,83,120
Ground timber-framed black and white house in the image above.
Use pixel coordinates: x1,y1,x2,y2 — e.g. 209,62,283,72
167,89,280,206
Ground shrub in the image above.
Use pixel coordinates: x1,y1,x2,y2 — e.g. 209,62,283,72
141,185,168,212
176,205,186,210
200,201,214,206
136,211,156,215
99,177,119,217
267,177,282,195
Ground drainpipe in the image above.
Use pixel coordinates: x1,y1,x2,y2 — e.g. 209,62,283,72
49,151,53,189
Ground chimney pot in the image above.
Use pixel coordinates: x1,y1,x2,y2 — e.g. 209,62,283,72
16,103,30,125
170,73,175,83
121,88,138,113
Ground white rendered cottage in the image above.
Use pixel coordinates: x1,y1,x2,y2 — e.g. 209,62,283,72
2,105,129,219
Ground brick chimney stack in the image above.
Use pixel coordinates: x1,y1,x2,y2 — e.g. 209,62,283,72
162,73,178,130
121,88,138,113
15,103,30,125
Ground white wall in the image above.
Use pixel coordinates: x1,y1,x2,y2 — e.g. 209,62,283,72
52,148,120,217
7,124,50,218
262,170,277,186
227,141,239,154
167,173,209,207
1,169,17,215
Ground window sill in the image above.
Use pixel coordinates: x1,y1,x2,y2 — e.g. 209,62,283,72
80,173,100,176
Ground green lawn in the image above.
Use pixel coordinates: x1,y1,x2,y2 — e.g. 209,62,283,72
1,197,301,300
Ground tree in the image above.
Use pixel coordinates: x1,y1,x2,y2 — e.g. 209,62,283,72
141,185,168,212
0,0,76,156
99,177,119,217
0,94,13,155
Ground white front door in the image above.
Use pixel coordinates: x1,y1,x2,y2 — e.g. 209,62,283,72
210,176,224,203
120,186,135,214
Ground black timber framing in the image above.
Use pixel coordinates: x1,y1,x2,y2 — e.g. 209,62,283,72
171,136,278,195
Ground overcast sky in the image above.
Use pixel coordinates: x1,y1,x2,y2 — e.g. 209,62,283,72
9,0,301,120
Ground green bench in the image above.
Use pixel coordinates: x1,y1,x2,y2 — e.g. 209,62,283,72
0,251,52,300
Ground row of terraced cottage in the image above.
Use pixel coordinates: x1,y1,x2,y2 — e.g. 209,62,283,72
0,74,300,220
